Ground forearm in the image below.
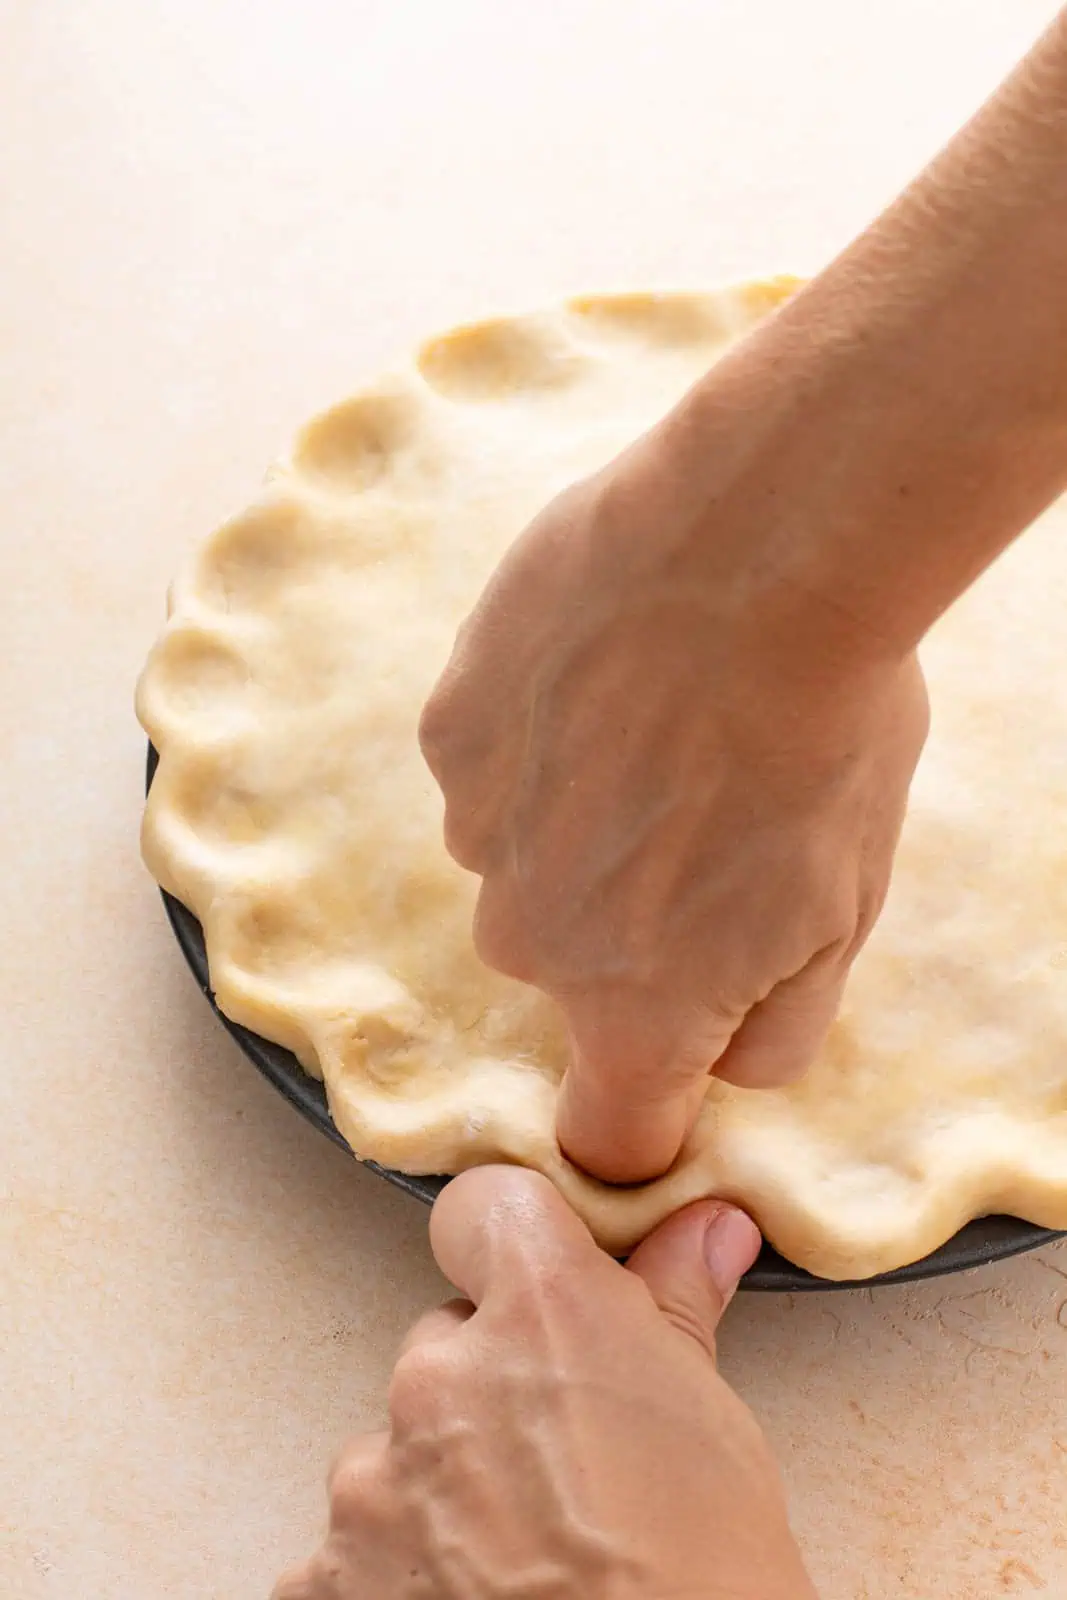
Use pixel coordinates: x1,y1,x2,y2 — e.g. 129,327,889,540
680,6,1067,657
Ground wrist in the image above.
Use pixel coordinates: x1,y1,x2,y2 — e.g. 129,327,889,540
671,258,1067,663
649,349,917,688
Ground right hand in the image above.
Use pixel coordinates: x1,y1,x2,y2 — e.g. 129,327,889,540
272,1167,818,1600
421,403,930,1182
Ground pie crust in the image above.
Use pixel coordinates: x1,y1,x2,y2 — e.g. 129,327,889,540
136,278,1067,1280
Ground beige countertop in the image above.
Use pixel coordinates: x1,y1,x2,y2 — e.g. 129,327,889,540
3,2,1066,1595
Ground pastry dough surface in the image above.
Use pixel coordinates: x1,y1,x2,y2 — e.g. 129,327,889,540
137,279,1067,1279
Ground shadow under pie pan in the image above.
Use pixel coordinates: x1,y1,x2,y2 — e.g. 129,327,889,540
147,746,1062,1291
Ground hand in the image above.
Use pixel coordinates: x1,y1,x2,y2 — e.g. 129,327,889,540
421,4,1067,1186
271,1167,816,1600
420,412,929,1182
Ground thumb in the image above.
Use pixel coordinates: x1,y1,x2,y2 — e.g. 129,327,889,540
625,1201,762,1362
556,988,736,1183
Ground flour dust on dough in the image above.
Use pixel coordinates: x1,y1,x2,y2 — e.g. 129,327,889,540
136,279,1067,1280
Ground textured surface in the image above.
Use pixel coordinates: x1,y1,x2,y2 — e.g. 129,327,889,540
138,280,1067,1281
3,1,1066,1596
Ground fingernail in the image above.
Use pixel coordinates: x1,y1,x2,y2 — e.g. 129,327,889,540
703,1206,762,1298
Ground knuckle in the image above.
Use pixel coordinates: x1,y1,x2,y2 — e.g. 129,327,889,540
270,1562,314,1600
328,1470,363,1523
657,1295,718,1361
850,890,889,953
387,1344,448,1431
471,889,532,980
441,803,490,873
326,1447,379,1525
417,705,446,775
418,662,494,776
417,681,455,764
307,1546,348,1594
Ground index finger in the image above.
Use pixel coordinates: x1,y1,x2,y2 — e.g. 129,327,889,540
429,1164,601,1310
556,985,735,1183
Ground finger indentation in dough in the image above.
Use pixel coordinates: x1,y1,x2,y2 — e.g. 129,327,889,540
566,290,730,347
292,388,423,490
138,625,252,731
195,496,321,612
170,768,285,851
416,315,587,400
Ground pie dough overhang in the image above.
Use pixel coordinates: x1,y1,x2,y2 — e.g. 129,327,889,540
136,277,1067,1281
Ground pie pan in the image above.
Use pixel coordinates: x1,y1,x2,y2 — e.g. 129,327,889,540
147,745,1062,1291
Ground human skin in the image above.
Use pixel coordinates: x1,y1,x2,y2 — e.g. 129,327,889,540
419,6,1067,1184
271,1168,817,1600
273,15,1067,1599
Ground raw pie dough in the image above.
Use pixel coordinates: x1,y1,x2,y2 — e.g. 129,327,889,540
137,278,1067,1280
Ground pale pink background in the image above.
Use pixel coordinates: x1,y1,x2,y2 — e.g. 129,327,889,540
2,2,1065,1595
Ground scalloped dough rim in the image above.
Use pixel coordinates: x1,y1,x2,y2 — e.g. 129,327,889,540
147,865,1067,1281
242,951,1067,1281
147,844,1067,1282
137,277,1067,1283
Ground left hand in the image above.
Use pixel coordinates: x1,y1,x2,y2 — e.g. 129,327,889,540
271,1166,816,1600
